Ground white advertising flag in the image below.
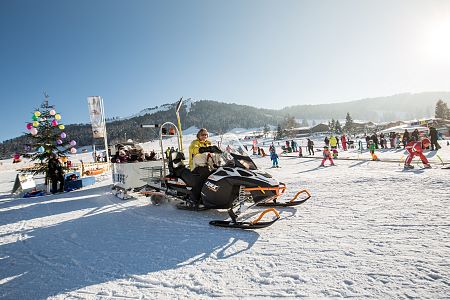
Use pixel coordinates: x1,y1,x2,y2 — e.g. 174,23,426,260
87,96,105,138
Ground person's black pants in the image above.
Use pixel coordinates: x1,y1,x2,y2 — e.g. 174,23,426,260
177,166,210,204
50,174,65,193
431,140,440,151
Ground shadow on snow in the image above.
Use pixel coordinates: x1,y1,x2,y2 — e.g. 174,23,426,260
0,186,260,299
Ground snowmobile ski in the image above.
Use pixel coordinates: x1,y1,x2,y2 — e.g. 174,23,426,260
209,208,280,229
261,189,311,207
240,185,311,207
209,219,278,229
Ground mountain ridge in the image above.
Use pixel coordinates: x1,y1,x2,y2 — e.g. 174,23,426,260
1,92,449,157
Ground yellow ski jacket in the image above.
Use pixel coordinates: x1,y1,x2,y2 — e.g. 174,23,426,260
188,139,212,170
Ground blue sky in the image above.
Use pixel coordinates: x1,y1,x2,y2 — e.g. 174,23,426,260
1,0,450,141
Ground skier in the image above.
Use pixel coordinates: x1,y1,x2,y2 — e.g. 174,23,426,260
270,150,279,168
411,129,420,141
365,135,370,149
285,140,290,152
358,139,363,152
341,134,347,151
307,138,314,155
404,138,431,169
429,126,440,151
291,140,296,152
324,136,329,147
329,135,338,150
402,129,410,148
260,148,266,157
48,153,65,193
368,140,379,161
379,133,385,149
320,146,335,167
371,133,379,149
332,148,338,159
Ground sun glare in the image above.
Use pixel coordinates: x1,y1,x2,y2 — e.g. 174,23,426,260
423,18,450,65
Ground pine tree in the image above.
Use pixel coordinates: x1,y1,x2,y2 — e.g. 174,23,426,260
24,94,77,175
276,124,283,139
343,112,354,134
335,120,342,134
328,119,336,133
282,115,298,129
263,124,270,138
435,99,450,119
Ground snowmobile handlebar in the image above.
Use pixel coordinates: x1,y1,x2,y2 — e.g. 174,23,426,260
199,146,222,154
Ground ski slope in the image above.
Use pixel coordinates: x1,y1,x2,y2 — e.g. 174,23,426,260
0,136,449,299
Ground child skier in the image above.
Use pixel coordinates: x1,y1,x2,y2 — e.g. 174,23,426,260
270,150,279,168
332,148,338,159
368,140,379,161
320,146,335,167
404,138,431,169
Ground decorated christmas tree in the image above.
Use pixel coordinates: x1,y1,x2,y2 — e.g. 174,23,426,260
24,93,77,175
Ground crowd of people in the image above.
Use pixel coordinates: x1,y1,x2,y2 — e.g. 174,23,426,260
357,126,441,152
110,144,157,163
255,125,445,169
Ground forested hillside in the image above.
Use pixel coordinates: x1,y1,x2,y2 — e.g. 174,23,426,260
1,93,449,158
0,100,282,158
281,92,450,121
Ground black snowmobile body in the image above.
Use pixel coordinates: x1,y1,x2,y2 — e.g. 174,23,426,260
158,151,309,229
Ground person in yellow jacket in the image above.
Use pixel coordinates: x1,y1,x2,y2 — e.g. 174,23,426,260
189,128,212,171
329,135,338,150
186,128,215,206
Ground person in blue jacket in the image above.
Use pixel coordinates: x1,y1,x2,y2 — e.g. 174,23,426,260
270,149,279,168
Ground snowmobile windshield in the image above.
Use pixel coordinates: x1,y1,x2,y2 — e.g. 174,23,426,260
213,133,258,170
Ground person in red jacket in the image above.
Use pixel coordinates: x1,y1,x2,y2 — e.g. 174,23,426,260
320,146,335,167
404,138,431,169
341,134,347,151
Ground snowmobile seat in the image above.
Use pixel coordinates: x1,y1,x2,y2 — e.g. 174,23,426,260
167,151,205,188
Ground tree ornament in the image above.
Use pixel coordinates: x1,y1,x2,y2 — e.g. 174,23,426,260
50,109,56,116
60,132,66,139
70,148,77,154
58,124,65,130
55,114,61,120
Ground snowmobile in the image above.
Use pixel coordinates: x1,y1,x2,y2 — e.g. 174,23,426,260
140,122,311,229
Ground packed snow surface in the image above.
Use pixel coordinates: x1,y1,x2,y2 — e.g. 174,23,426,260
0,135,449,299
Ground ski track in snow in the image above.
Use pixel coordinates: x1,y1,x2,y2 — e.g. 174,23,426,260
0,139,449,299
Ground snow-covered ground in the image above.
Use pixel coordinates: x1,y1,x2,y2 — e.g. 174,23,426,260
0,134,449,299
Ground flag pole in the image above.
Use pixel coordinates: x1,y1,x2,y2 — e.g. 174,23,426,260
175,97,183,151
